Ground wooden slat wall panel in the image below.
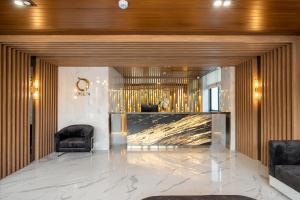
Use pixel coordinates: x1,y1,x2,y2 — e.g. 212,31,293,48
34,59,58,160
236,45,293,165
235,57,258,160
0,44,30,179
260,45,292,165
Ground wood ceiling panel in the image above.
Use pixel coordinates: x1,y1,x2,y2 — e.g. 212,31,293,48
37,56,253,67
0,0,300,34
113,66,217,79
0,36,290,78
3,41,283,67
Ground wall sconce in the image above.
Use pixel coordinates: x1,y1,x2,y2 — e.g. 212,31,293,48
32,80,39,100
254,79,261,99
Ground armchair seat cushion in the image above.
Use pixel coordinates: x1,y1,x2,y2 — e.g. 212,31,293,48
275,165,300,192
60,137,86,148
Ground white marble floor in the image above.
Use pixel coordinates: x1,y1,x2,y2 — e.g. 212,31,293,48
0,147,289,200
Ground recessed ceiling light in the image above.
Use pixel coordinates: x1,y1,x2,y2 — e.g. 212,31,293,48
119,0,128,10
213,0,223,7
14,0,24,6
13,0,35,7
23,0,32,6
223,0,232,7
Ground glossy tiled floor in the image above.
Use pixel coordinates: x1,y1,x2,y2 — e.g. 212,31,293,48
0,146,288,200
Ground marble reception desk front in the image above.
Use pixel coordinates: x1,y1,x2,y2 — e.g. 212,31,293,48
110,112,230,148
127,113,212,146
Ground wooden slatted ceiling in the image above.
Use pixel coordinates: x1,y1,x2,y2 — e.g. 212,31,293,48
0,0,300,34
34,58,58,160
2,42,286,67
0,44,30,178
114,66,217,79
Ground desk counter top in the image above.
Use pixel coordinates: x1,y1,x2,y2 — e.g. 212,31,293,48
109,112,230,115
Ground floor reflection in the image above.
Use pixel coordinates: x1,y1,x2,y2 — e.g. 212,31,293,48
0,146,288,200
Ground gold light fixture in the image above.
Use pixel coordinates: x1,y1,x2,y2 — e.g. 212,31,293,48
32,79,39,100
254,79,261,99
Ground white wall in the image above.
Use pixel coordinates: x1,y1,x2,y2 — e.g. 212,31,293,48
58,67,110,150
202,69,221,111
108,68,124,112
220,67,236,151
201,67,236,151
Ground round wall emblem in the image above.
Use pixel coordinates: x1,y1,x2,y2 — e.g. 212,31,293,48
75,77,90,96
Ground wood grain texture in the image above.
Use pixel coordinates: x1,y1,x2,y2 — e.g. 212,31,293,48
0,35,294,69
235,57,258,160
260,45,292,165
0,44,30,179
5,42,285,67
292,38,300,139
34,59,58,160
0,0,300,35
236,45,293,165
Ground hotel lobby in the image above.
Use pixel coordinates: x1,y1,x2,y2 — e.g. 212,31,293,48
1,0,300,200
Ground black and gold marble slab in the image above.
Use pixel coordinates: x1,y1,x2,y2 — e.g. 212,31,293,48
127,114,212,146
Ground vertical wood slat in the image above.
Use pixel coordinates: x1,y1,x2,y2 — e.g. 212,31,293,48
0,44,30,179
16,51,21,171
7,47,12,175
261,54,266,163
25,54,30,165
235,57,258,160
41,61,44,157
2,45,7,177
286,45,292,140
236,45,292,165
34,59,58,160
278,47,282,140
11,49,16,173
282,46,287,140
260,45,292,165
0,44,2,178
34,59,40,160
20,52,25,168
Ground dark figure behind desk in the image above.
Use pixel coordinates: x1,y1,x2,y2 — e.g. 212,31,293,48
141,104,158,112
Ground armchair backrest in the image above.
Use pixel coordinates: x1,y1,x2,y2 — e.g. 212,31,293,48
269,140,300,176
60,125,94,139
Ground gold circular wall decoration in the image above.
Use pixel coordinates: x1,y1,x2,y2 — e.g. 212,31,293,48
76,77,90,92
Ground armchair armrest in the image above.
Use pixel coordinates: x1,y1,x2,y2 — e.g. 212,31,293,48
54,129,65,152
83,128,94,149
83,129,94,139
269,140,300,176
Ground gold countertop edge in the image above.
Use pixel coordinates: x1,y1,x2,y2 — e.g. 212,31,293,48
109,112,230,115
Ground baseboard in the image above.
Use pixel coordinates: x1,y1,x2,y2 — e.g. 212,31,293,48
269,175,300,200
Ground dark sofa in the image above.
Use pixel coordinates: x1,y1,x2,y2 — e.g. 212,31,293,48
269,140,300,199
55,125,94,152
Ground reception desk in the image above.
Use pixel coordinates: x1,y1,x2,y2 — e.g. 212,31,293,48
110,112,231,148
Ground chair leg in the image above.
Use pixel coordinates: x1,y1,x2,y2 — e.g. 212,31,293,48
90,137,94,154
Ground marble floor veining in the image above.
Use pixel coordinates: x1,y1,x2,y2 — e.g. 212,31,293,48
0,147,289,200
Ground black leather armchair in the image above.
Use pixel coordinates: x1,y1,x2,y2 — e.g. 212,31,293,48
269,140,300,194
55,125,94,152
